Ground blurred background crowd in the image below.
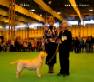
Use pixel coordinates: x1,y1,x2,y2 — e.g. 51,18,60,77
0,36,94,53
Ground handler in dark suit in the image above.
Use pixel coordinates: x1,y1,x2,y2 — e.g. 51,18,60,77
57,20,72,76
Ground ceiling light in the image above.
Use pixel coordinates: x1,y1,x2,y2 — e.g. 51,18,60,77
0,26,3,29
65,4,67,6
40,14,42,16
48,1,52,5
30,9,35,12
79,4,89,7
57,12,61,15
21,3,29,7
65,4,71,7
89,9,93,12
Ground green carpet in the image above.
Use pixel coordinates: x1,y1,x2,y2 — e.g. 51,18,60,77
0,52,94,82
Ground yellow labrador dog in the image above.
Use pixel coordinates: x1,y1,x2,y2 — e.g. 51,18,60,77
11,51,47,78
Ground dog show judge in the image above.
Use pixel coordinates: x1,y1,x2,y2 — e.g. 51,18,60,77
57,20,72,76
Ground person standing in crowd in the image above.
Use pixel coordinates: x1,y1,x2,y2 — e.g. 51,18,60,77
44,16,58,73
57,20,72,76
0,37,4,52
10,40,16,52
0,38,2,51
85,36,93,52
28,40,32,52
14,37,22,52
74,37,80,53
79,37,85,52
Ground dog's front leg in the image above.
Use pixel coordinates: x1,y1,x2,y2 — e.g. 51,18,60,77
36,68,41,78
16,71,21,79
16,63,23,79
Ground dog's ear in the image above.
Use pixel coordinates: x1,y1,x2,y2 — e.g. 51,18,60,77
43,52,47,57
39,52,47,60
39,51,47,58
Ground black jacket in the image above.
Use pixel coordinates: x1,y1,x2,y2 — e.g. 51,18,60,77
59,29,72,52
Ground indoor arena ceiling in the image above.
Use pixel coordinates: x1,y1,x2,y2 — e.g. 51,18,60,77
15,0,94,20
0,0,94,24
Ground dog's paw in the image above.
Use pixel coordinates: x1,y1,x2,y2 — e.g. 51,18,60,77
37,74,41,78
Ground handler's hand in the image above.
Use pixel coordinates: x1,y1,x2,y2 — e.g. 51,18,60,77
62,36,67,41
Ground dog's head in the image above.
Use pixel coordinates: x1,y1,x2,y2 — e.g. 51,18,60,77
39,51,47,60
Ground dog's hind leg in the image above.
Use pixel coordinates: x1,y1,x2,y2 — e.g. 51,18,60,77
36,68,41,78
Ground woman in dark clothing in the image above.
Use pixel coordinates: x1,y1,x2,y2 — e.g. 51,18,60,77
45,25,58,73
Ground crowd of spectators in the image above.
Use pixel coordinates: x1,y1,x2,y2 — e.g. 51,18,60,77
0,36,94,53
0,37,44,52
72,36,94,53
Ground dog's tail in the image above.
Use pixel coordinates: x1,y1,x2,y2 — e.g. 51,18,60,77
10,61,17,64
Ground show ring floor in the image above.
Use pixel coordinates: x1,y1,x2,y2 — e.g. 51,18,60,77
0,52,94,82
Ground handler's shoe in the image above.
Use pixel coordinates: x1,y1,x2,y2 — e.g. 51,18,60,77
57,73,70,77
57,73,63,76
